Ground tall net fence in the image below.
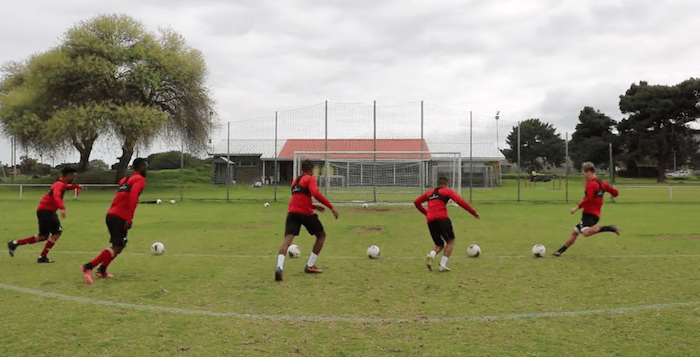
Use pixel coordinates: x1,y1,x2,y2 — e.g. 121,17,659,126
4,101,700,204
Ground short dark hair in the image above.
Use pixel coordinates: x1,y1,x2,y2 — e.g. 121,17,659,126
301,160,314,173
61,167,77,176
438,177,449,185
132,158,148,170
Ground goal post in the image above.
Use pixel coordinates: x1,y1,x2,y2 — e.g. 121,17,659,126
293,151,462,204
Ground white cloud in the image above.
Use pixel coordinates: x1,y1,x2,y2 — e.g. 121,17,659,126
1,0,699,166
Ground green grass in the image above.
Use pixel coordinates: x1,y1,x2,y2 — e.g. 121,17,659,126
1,189,700,356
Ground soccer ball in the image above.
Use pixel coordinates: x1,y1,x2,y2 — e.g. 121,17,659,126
151,242,165,255
156,199,162,204
466,244,481,257
362,203,369,208
264,202,270,207
170,199,176,204
287,244,301,258
532,244,546,258
367,245,381,259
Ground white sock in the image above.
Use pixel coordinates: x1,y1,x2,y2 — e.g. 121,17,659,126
440,256,449,267
428,250,437,258
307,252,318,267
277,254,286,270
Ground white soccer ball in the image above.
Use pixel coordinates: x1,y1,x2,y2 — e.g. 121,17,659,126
156,199,162,204
264,202,270,207
287,244,301,258
170,199,176,204
467,244,481,257
367,245,381,259
151,242,165,255
362,203,368,208
532,243,546,258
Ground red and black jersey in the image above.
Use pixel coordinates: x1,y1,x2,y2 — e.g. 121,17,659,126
288,174,333,216
107,171,146,223
37,178,81,212
414,187,478,221
577,178,618,217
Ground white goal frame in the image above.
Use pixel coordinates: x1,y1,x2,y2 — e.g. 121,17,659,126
293,151,462,204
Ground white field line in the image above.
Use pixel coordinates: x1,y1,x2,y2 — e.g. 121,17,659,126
0,282,697,323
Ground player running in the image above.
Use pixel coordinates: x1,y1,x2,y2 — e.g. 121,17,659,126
80,158,147,284
414,177,480,272
274,160,338,282
7,167,83,263
553,162,619,257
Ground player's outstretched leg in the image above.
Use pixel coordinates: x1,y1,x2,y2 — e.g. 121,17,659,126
600,224,620,235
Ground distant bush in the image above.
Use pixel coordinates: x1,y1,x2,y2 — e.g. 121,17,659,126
147,151,209,170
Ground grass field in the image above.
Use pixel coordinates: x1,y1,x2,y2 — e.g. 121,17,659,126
2,185,700,356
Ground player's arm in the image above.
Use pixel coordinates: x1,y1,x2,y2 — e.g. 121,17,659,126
53,182,67,217
126,178,146,227
449,191,479,218
414,194,428,216
308,179,338,219
604,182,619,198
572,182,595,213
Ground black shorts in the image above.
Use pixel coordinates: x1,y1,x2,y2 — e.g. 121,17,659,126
37,210,61,236
285,212,324,236
106,214,129,248
575,213,600,234
427,219,455,246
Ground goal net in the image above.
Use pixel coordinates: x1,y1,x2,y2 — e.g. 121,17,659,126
293,151,462,204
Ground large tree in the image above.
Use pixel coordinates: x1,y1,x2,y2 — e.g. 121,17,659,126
569,107,621,170
0,14,214,179
618,79,700,182
502,118,566,170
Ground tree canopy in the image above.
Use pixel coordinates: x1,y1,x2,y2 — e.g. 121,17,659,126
502,118,566,170
618,78,700,182
569,107,621,170
0,14,214,180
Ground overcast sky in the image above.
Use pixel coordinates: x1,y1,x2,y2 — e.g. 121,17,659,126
1,0,699,166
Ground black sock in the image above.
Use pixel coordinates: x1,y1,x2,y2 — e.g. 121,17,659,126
97,266,107,274
600,226,615,232
557,246,568,254
83,263,94,270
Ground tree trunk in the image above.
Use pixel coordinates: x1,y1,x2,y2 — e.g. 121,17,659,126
72,136,97,172
114,143,135,183
657,162,667,183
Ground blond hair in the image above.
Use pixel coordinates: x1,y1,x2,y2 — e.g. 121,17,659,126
581,162,595,173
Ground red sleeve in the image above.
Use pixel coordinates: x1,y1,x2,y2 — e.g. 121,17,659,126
447,189,478,217
414,193,428,216
578,181,597,208
127,177,146,222
53,181,67,210
307,176,333,209
604,182,618,197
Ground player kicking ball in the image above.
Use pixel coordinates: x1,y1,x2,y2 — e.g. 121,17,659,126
274,160,338,282
553,162,620,257
414,177,480,272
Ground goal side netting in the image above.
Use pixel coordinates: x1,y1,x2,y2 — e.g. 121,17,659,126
293,151,462,204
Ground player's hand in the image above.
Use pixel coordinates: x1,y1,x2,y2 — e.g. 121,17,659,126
331,208,339,219
570,206,578,214
124,221,133,230
474,213,480,219
314,205,325,212
60,209,66,219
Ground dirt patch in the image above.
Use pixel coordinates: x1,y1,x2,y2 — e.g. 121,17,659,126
657,235,700,241
351,226,383,234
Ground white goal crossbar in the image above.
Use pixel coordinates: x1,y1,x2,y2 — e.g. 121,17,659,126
293,151,462,204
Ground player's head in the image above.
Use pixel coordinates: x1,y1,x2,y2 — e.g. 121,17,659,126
437,177,449,187
582,162,596,179
301,160,314,174
61,167,77,183
132,158,148,176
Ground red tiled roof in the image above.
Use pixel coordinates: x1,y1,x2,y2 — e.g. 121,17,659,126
278,139,430,159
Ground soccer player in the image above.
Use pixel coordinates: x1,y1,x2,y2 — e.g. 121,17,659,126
553,162,620,257
7,167,83,263
414,177,480,272
80,158,148,284
274,160,338,282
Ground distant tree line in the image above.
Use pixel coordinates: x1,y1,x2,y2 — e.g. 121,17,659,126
502,78,700,182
